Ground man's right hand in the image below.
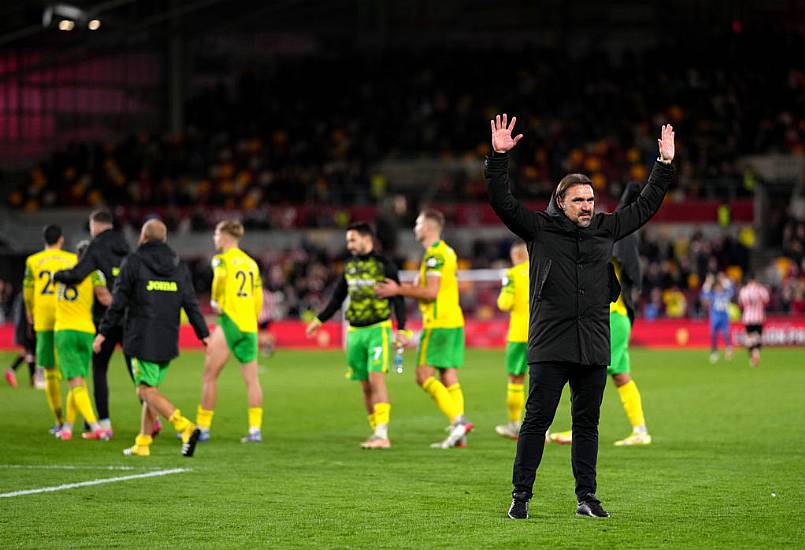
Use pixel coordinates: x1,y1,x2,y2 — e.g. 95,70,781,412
490,113,524,153
305,318,322,337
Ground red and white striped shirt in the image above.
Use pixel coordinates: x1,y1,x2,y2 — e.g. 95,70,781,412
738,282,770,324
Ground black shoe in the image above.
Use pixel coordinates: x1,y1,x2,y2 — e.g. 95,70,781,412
181,428,201,457
576,494,609,518
508,492,530,519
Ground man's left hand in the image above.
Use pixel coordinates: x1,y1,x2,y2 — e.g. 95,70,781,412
658,124,675,162
92,334,106,353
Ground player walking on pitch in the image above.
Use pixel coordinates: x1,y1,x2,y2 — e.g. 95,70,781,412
53,241,113,441
701,272,734,364
195,220,265,443
23,225,76,433
94,220,210,457
376,209,473,449
495,241,529,440
738,274,770,367
53,209,132,438
307,223,409,449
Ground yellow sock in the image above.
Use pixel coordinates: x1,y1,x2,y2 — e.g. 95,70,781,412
65,387,78,426
135,434,153,447
422,376,460,422
373,402,391,427
446,383,464,418
44,369,63,424
248,407,263,431
72,385,98,425
367,412,376,430
507,383,525,423
617,380,646,430
169,409,192,434
196,406,214,430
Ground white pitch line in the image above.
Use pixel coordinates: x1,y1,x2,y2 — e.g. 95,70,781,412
0,464,142,471
0,468,191,498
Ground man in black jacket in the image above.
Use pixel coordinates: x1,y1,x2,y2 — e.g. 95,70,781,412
54,209,131,437
486,114,675,519
550,182,653,446
93,219,210,458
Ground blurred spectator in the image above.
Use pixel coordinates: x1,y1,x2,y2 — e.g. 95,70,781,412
8,34,804,220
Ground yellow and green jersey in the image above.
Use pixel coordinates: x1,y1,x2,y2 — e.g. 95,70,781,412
418,240,464,329
610,258,628,317
23,249,77,332
211,247,263,333
55,270,106,334
497,260,529,343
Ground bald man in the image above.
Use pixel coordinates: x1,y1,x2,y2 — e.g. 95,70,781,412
95,219,210,458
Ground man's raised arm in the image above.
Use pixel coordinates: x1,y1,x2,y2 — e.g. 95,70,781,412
610,124,676,241
485,114,541,241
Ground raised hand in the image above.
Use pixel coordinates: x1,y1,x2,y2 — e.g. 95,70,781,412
490,113,524,153
658,124,675,162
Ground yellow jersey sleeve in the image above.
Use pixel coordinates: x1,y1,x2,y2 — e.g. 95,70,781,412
610,260,629,316
211,254,227,308
253,271,264,320
23,257,35,318
497,268,515,312
506,261,530,343
92,270,106,288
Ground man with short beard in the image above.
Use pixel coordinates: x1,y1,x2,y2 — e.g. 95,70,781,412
486,114,675,519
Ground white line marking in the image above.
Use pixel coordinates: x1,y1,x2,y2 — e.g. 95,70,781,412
0,468,191,498
0,464,143,471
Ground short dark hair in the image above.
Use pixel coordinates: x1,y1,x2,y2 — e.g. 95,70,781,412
90,209,113,225
347,222,374,238
420,208,445,229
554,174,594,202
43,224,62,245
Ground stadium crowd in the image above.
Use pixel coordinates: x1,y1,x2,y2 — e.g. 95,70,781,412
6,34,804,220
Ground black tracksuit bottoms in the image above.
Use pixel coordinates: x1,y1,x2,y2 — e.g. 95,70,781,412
92,324,134,421
512,361,607,501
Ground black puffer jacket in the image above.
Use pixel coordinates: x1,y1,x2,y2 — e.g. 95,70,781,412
485,152,674,365
98,240,209,362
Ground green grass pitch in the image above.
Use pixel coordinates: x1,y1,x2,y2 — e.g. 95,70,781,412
0,348,803,548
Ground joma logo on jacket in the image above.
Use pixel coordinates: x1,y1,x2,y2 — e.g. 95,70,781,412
146,280,178,292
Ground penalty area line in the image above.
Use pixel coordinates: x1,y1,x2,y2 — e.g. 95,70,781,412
0,467,191,498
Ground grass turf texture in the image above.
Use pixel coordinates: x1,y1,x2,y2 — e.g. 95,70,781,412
0,348,803,549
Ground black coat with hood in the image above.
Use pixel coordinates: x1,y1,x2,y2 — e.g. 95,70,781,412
97,240,209,362
53,228,130,324
485,151,674,366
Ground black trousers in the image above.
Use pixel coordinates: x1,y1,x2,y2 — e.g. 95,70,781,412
512,361,607,501
92,324,134,421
